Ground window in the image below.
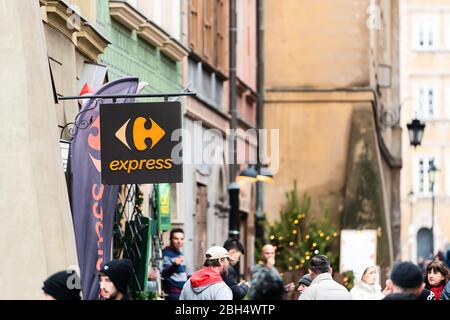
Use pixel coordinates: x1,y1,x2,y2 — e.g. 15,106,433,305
215,0,227,73
136,0,181,40
189,0,202,53
413,15,439,51
414,156,439,196
203,0,214,64
188,59,224,110
60,140,70,173
188,0,227,72
445,13,450,49
413,82,439,119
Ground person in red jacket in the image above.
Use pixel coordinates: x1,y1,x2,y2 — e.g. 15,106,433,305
424,260,449,300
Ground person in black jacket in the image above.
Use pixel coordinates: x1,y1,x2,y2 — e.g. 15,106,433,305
42,269,81,300
222,238,249,300
383,261,425,300
99,259,133,300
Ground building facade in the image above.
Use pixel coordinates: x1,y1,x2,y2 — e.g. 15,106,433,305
0,0,111,299
0,0,260,298
263,0,402,273
400,0,450,262
183,0,258,277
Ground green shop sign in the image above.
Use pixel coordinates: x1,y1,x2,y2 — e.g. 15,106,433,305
156,183,171,231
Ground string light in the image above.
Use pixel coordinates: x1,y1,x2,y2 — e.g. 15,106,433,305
326,236,330,241
289,241,294,247
312,242,317,247
294,219,299,225
314,250,319,254
305,256,310,260
292,230,298,235
305,235,310,240
278,236,284,241
333,232,338,237
270,235,275,240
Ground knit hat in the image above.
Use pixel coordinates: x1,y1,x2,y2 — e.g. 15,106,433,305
99,259,133,294
42,270,81,300
390,261,423,289
298,273,313,287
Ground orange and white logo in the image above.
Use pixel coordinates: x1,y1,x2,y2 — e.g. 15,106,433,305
115,117,165,151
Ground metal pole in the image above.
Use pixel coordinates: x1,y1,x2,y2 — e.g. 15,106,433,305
255,0,265,241
228,0,239,240
229,0,238,182
57,92,197,101
229,183,240,239
431,183,435,256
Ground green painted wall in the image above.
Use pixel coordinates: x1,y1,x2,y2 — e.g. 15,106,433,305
96,0,182,98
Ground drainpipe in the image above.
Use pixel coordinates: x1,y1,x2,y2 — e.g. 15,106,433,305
255,0,265,241
228,0,239,240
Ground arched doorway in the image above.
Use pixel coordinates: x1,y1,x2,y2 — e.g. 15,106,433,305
417,227,433,261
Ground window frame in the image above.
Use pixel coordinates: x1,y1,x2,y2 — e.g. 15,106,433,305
413,155,439,197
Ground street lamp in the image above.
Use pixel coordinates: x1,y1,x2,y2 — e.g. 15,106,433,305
256,166,273,183
231,165,273,240
237,165,274,183
407,119,425,147
236,166,258,182
428,159,438,256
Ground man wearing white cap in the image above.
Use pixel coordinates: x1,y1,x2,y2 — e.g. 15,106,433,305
179,246,233,300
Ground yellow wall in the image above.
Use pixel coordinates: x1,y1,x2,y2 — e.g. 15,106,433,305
264,92,356,223
263,0,399,266
265,0,370,89
72,0,96,22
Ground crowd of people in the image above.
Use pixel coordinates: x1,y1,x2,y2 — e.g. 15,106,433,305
41,227,450,300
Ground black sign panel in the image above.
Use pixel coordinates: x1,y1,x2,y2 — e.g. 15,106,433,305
100,102,182,185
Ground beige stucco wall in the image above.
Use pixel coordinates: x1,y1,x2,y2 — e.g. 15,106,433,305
263,0,400,265
263,91,355,224
265,0,371,89
0,0,78,299
72,0,96,23
45,24,79,134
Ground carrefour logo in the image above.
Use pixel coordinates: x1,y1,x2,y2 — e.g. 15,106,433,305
100,102,182,185
115,117,165,151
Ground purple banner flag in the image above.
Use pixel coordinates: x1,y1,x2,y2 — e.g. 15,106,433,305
69,77,139,299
